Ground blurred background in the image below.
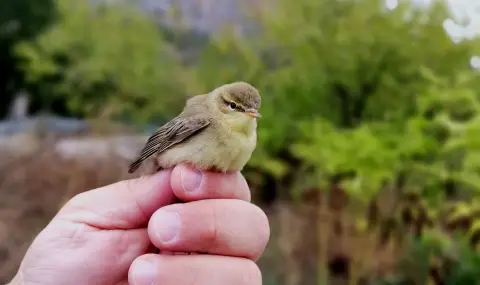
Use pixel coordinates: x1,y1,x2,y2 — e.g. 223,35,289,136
1,0,480,284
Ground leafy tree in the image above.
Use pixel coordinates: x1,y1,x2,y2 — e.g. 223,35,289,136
0,0,57,117
15,0,188,122
189,0,480,202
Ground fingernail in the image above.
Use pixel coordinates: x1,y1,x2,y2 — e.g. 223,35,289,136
154,210,180,243
181,166,202,192
132,260,156,285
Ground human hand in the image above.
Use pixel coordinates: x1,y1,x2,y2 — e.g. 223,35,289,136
8,165,270,285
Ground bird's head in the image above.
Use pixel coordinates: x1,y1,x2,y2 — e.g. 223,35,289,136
213,81,261,121
209,82,261,135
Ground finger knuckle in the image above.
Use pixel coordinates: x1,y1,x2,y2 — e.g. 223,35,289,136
202,202,219,245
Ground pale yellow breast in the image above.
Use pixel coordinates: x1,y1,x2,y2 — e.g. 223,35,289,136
156,119,257,172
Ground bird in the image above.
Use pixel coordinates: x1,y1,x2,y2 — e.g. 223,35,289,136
128,81,262,175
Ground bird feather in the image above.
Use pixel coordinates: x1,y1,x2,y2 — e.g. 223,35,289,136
128,115,210,173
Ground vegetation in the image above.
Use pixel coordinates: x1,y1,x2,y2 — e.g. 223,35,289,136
2,0,480,284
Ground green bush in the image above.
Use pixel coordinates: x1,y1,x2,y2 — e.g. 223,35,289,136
15,0,188,122
190,0,480,201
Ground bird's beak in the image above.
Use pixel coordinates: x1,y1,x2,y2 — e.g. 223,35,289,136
246,109,261,118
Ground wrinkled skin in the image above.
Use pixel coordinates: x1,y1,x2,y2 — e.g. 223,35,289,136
9,165,270,285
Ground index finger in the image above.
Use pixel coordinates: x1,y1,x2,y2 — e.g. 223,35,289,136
170,164,251,202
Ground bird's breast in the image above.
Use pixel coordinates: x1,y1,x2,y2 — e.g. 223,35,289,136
156,120,256,172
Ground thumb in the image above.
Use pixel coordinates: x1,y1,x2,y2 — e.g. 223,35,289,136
56,169,176,229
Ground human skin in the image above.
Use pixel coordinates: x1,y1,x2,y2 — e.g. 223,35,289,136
8,164,270,285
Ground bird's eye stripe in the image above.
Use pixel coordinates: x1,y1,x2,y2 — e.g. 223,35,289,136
223,99,246,112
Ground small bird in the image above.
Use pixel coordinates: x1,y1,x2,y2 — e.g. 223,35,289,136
128,81,261,174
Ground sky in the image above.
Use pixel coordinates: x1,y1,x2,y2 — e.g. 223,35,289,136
386,0,480,68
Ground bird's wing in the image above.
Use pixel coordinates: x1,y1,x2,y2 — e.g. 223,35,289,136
128,115,210,173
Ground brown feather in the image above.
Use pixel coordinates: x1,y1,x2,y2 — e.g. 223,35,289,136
128,115,210,173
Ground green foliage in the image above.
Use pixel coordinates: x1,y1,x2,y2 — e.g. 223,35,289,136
0,0,57,117
14,0,188,122
394,231,480,285
12,0,480,202
190,0,480,201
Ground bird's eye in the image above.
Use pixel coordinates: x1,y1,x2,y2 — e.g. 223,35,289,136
229,102,237,109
